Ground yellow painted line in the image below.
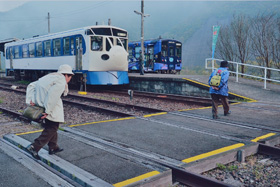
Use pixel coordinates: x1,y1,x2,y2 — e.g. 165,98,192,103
182,78,256,102
230,102,242,106
251,133,276,142
178,106,212,112
68,117,136,127
78,91,87,95
143,112,167,118
182,143,245,163
113,171,160,187
228,91,257,102
16,130,43,136
182,78,209,87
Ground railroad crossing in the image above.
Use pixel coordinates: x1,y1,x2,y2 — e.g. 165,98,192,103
1,74,280,186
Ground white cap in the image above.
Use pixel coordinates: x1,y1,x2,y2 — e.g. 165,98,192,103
57,64,74,75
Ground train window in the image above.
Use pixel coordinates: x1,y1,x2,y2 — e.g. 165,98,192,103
85,29,93,35
106,37,113,51
92,28,111,36
9,47,13,59
53,39,61,56
76,36,82,50
44,40,51,57
176,45,181,57
112,28,127,37
128,47,133,58
162,45,167,57
6,47,10,59
22,45,29,58
70,38,74,55
169,46,174,56
29,43,35,58
63,37,70,55
91,36,103,51
14,46,19,59
135,46,141,58
117,38,128,50
36,42,43,57
148,47,154,60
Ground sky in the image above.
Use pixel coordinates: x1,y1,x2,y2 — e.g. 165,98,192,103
0,1,26,12
0,0,270,12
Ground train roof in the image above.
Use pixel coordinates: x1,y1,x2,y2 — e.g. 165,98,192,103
4,25,127,47
0,38,19,52
129,38,182,45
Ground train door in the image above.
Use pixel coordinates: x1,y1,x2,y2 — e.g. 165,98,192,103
167,41,176,72
175,42,182,73
75,36,83,71
9,47,13,70
146,45,154,71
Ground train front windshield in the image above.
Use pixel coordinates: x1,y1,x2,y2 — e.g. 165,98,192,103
175,42,182,58
89,28,128,51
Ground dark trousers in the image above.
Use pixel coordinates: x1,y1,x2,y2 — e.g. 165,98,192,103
33,119,59,152
211,94,230,117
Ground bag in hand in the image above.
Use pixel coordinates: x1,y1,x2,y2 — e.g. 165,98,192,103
23,105,45,121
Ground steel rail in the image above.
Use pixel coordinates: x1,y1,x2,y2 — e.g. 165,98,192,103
0,85,151,118
0,84,165,115
258,143,280,158
101,89,214,106
63,99,133,117
0,105,29,122
67,93,165,114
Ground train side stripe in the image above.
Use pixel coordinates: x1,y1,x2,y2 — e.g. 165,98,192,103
113,171,160,187
182,143,245,163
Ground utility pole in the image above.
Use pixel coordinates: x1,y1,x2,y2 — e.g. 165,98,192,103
48,12,50,34
134,0,150,75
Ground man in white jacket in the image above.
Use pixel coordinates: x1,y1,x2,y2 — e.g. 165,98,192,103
26,64,74,159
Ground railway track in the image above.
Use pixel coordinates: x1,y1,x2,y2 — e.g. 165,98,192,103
1,97,280,186
98,89,214,106
0,105,233,186
0,84,164,118
1,81,279,186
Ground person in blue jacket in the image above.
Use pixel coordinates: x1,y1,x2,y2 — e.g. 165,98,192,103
208,60,231,119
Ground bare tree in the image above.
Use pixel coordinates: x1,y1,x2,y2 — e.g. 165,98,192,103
231,14,252,76
250,13,276,79
271,16,280,70
216,14,251,74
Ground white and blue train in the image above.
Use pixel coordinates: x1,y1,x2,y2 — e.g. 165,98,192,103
4,25,129,85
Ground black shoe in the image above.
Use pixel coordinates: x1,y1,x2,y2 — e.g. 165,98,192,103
49,148,64,155
224,111,231,116
212,115,219,119
27,144,40,160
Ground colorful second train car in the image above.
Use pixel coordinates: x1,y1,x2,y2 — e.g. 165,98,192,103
128,39,182,74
